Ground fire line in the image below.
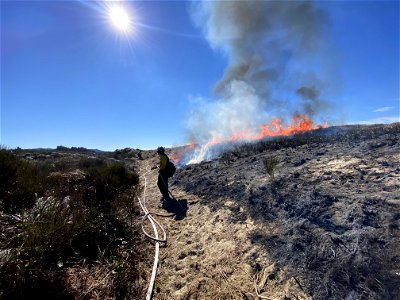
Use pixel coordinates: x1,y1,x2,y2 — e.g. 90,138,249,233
207,114,328,147
172,114,328,165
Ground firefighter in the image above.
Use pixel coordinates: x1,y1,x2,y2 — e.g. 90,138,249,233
156,146,170,204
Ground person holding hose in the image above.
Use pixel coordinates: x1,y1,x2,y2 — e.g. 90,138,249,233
156,146,170,205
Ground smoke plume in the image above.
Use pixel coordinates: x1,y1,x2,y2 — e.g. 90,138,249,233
185,0,333,162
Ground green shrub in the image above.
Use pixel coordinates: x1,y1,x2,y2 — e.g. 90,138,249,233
21,198,92,262
100,164,139,191
0,149,18,184
1,200,137,299
90,164,139,206
263,156,280,181
0,150,50,213
78,157,105,170
54,159,70,171
0,150,141,299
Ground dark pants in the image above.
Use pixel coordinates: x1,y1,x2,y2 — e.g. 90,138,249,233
157,172,169,199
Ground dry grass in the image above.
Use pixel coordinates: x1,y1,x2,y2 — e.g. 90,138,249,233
66,260,115,300
0,148,146,299
169,123,400,299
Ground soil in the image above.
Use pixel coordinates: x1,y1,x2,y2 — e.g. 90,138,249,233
137,123,400,300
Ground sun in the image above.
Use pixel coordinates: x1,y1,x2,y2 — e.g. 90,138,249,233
109,5,132,33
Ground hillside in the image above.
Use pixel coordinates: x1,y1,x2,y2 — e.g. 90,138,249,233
1,123,399,299
138,123,400,299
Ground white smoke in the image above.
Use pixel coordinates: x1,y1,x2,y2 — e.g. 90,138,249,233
185,0,334,163
187,80,268,144
186,80,269,164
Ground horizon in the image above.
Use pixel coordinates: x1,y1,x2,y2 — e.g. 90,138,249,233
2,1,399,151
4,121,399,153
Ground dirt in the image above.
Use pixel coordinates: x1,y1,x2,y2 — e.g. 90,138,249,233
136,123,400,300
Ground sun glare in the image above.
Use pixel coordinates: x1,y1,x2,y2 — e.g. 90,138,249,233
109,5,131,32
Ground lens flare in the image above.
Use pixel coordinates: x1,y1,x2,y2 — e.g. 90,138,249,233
109,5,131,32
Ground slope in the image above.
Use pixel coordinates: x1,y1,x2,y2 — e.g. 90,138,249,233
138,123,400,300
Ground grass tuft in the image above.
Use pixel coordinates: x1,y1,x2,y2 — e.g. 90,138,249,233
0,148,143,299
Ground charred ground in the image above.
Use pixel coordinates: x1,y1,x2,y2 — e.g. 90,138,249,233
170,122,400,299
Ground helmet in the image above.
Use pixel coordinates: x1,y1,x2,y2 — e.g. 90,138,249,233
157,146,165,154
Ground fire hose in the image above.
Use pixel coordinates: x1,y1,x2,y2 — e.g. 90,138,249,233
137,165,178,299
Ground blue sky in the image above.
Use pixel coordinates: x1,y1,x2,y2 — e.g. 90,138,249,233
1,0,399,151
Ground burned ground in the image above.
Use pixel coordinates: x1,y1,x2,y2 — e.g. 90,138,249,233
163,123,400,299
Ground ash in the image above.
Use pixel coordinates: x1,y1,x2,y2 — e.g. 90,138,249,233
170,123,400,299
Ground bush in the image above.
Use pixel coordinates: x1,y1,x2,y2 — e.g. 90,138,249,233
20,197,92,262
78,157,105,170
90,164,139,206
0,150,50,213
99,164,139,192
0,151,142,299
0,149,18,184
1,199,138,299
263,156,280,181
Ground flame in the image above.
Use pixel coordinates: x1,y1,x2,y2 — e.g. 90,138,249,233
169,155,179,164
169,141,196,164
187,141,196,149
207,114,328,146
171,114,328,165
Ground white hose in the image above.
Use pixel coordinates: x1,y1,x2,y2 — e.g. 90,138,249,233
137,165,170,300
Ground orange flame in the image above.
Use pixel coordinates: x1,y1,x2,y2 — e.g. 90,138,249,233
169,155,179,164
187,141,196,149
207,114,328,146
169,142,196,164
170,114,328,164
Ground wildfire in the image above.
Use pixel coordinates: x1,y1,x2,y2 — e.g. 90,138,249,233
207,114,328,146
169,155,179,164
171,114,328,165
169,141,196,164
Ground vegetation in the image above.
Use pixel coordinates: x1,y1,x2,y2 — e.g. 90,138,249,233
262,156,279,182
249,124,400,299
172,123,400,299
227,122,400,158
0,148,142,299
0,149,50,213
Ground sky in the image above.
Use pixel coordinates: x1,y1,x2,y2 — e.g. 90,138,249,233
1,0,399,151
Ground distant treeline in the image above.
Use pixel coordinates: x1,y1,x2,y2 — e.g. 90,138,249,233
56,146,103,153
